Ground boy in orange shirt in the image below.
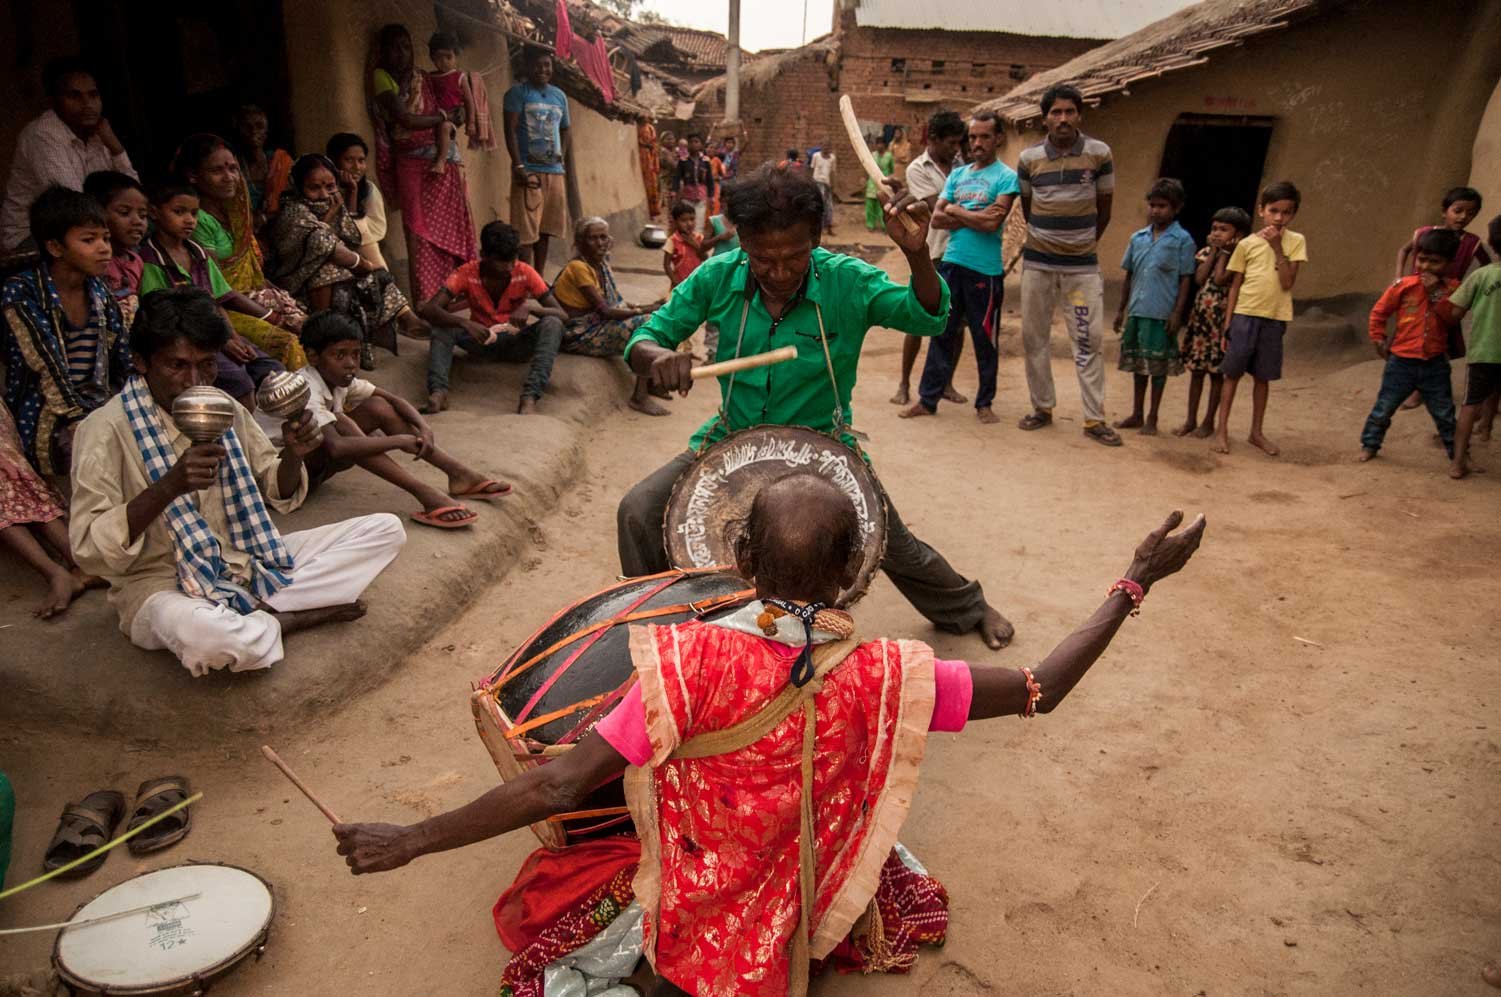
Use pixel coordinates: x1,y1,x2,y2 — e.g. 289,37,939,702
1358,228,1461,463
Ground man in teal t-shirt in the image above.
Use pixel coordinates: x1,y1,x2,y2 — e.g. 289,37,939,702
899,110,1018,423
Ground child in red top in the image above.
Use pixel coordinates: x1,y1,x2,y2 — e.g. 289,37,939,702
1359,228,1462,463
663,201,706,288
83,171,147,328
426,31,473,176
1394,186,1489,282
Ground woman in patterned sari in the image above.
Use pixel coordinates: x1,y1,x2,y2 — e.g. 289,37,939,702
175,132,307,371
265,154,427,369
552,216,666,415
370,23,477,301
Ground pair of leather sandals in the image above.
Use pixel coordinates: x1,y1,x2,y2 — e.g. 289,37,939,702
42,776,193,878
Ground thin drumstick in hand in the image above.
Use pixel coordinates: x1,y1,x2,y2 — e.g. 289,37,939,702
261,745,342,825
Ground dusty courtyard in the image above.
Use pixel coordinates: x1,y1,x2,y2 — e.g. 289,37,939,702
2,239,1498,996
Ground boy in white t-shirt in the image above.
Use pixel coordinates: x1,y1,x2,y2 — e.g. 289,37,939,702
810,144,836,235
268,313,510,529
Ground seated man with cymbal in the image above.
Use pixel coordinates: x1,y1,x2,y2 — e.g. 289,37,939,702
332,473,1206,995
616,162,1015,649
69,286,407,675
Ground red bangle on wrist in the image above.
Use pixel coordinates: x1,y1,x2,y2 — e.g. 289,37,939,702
1109,577,1144,616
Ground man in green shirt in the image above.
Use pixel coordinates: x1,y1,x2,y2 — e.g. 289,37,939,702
620,164,1015,648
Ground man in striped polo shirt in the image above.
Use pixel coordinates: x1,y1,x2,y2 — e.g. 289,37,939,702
1016,84,1122,446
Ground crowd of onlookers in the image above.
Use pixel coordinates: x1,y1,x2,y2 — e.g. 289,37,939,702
872,87,1499,474
2,43,1497,673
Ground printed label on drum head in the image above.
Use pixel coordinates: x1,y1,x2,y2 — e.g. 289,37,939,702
147,899,195,951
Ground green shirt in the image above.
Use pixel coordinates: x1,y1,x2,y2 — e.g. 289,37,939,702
192,209,234,263
1452,262,1501,363
625,246,949,450
138,246,232,300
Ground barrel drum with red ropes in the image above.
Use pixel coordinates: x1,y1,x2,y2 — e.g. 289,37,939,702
471,567,753,849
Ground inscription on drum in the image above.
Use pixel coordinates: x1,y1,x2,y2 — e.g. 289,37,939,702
673,437,876,566
147,899,196,951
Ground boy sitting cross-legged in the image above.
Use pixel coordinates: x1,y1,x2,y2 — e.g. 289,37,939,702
267,311,511,529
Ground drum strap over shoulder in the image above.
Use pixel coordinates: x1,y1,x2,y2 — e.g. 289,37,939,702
698,293,846,453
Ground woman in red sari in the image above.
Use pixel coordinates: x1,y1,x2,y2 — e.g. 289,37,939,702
333,476,1205,995
370,23,477,301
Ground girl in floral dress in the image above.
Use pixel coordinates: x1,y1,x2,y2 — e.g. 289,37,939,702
1175,206,1250,438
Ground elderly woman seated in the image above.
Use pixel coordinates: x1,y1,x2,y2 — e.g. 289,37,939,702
552,216,668,415
265,154,428,369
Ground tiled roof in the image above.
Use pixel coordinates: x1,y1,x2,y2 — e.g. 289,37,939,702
849,0,1199,40
976,0,1328,123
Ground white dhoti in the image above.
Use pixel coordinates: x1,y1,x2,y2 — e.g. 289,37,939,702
130,513,407,676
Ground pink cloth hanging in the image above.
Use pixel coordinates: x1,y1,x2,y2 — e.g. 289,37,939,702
465,71,496,150
554,0,575,59
573,35,615,103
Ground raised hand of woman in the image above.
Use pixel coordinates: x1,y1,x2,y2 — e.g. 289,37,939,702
1123,510,1207,593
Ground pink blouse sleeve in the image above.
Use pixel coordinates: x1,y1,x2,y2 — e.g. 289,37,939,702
593,683,653,766
930,659,973,733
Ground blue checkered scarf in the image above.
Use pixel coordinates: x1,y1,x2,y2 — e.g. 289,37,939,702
120,375,294,613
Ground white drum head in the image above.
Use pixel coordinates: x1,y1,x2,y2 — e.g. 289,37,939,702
55,864,273,993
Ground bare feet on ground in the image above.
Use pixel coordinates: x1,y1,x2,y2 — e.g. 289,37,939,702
273,600,368,635
979,604,1015,650
889,384,911,405
1400,390,1423,410
628,396,671,416
1139,420,1159,436
1114,415,1144,430
1248,433,1280,457
976,406,1000,424
421,391,448,414
1450,458,1485,479
943,385,968,404
517,397,538,415
1191,423,1216,439
1358,448,1378,462
1172,421,1197,437
34,571,86,619
897,402,934,420
1211,431,1231,454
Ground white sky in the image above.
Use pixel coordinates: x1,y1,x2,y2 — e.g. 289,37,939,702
636,0,837,52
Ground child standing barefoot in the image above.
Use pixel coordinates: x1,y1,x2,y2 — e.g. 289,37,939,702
1113,178,1195,436
1213,181,1307,457
1438,213,1501,479
1175,207,1249,438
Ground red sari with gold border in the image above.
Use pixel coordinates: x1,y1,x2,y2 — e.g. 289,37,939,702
624,620,935,997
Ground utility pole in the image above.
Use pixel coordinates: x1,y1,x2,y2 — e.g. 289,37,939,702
723,0,741,124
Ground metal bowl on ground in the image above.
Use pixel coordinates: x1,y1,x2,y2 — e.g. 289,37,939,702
254,369,312,422
638,224,667,249
170,386,237,444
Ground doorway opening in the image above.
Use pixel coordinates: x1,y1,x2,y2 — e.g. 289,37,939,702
1157,114,1275,245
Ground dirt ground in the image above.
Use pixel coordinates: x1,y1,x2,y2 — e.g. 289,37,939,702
2,235,1499,996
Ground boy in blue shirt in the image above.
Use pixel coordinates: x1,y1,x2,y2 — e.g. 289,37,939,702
1113,178,1196,435
899,110,1018,424
503,49,570,269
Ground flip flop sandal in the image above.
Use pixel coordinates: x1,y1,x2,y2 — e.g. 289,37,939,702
412,505,477,529
126,776,194,856
1084,423,1124,447
1017,411,1053,431
453,479,512,501
44,790,125,877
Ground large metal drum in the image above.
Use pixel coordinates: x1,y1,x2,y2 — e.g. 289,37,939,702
471,567,753,848
663,425,888,606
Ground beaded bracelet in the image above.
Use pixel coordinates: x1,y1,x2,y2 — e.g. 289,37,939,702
1019,666,1041,718
1108,577,1144,616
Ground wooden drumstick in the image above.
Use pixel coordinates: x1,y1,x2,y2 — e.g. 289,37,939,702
260,745,342,825
690,345,798,380
838,95,922,235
